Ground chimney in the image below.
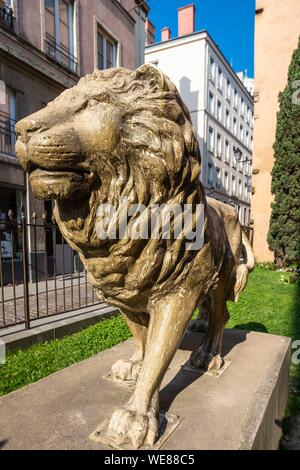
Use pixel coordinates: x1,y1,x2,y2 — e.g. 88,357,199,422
161,27,171,42
178,3,195,37
145,18,156,46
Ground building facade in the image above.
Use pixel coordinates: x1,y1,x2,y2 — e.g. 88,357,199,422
251,0,300,261
0,0,149,279
145,4,253,225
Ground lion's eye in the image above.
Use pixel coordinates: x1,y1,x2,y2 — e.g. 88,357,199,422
89,99,99,107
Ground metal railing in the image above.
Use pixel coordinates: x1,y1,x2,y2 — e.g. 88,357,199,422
0,112,16,157
44,33,78,75
0,208,101,331
0,6,14,31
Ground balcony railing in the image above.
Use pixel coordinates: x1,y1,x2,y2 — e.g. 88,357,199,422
0,112,16,157
45,34,78,75
0,6,14,31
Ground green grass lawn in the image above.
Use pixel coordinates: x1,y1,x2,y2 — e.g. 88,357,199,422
0,315,131,397
0,266,299,434
227,266,300,438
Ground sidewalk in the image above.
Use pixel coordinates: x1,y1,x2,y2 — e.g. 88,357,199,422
0,273,99,329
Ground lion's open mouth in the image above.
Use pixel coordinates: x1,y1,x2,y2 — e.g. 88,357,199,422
29,167,96,200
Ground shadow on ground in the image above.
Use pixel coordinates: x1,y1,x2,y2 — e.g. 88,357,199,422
161,329,248,413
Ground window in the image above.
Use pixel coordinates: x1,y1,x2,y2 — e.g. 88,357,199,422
45,0,77,73
209,57,215,81
207,163,213,186
225,140,230,162
247,106,250,124
244,207,247,225
232,175,236,194
208,127,214,152
226,109,230,129
240,98,244,118
239,157,244,173
216,168,221,189
0,86,16,157
224,171,229,191
208,92,214,115
0,0,14,31
216,133,222,157
218,67,223,91
246,130,249,148
97,29,117,70
246,159,250,176
226,78,231,101
240,124,244,142
234,88,238,109
233,117,237,136
244,181,248,200
217,100,222,122
238,179,242,197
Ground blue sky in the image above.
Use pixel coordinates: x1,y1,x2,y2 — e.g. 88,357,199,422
147,0,255,77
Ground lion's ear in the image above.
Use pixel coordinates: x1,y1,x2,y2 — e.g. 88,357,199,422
134,64,168,91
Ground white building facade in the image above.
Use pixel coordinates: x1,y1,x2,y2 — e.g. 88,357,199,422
145,29,254,225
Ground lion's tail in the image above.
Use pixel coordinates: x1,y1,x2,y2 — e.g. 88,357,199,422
233,231,256,302
242,231,255,273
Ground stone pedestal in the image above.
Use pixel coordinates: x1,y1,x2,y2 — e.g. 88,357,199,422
0,328,291,450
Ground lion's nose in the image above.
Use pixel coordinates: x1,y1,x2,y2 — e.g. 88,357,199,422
16,117,43,140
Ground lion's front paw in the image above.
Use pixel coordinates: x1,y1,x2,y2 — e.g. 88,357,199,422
111,359,141,382
107,407,158,449
190,349,223,371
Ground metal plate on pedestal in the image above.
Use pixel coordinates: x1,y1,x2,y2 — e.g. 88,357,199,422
181,359,232,378
89,412,183,450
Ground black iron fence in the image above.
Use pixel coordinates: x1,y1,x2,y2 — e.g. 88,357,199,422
0,208,101,331
0,112,16,157
0,5,14,32
45,33,78,75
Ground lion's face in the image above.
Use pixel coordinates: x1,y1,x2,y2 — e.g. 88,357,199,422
16,74,124,201
15,65,201,256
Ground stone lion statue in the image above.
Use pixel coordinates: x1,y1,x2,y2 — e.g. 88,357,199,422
16,65,255,449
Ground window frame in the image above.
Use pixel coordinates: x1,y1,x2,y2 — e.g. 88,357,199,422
44,0,78,73
95,21,119,70
216,167,221,189
216,133,222,158
208,126,214,153
208,91,214,115
224,171,229,191
209,56,215,82
207,163,213,186
217,99,222,122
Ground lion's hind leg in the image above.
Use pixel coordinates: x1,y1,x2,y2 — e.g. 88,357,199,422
111,311,148,382
189,295,211,333
189,285,229,372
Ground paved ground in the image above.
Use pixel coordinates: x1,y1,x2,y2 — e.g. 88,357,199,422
0,329,291,450
0,274,101,328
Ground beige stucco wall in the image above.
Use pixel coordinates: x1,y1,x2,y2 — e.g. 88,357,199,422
252,0,300,261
